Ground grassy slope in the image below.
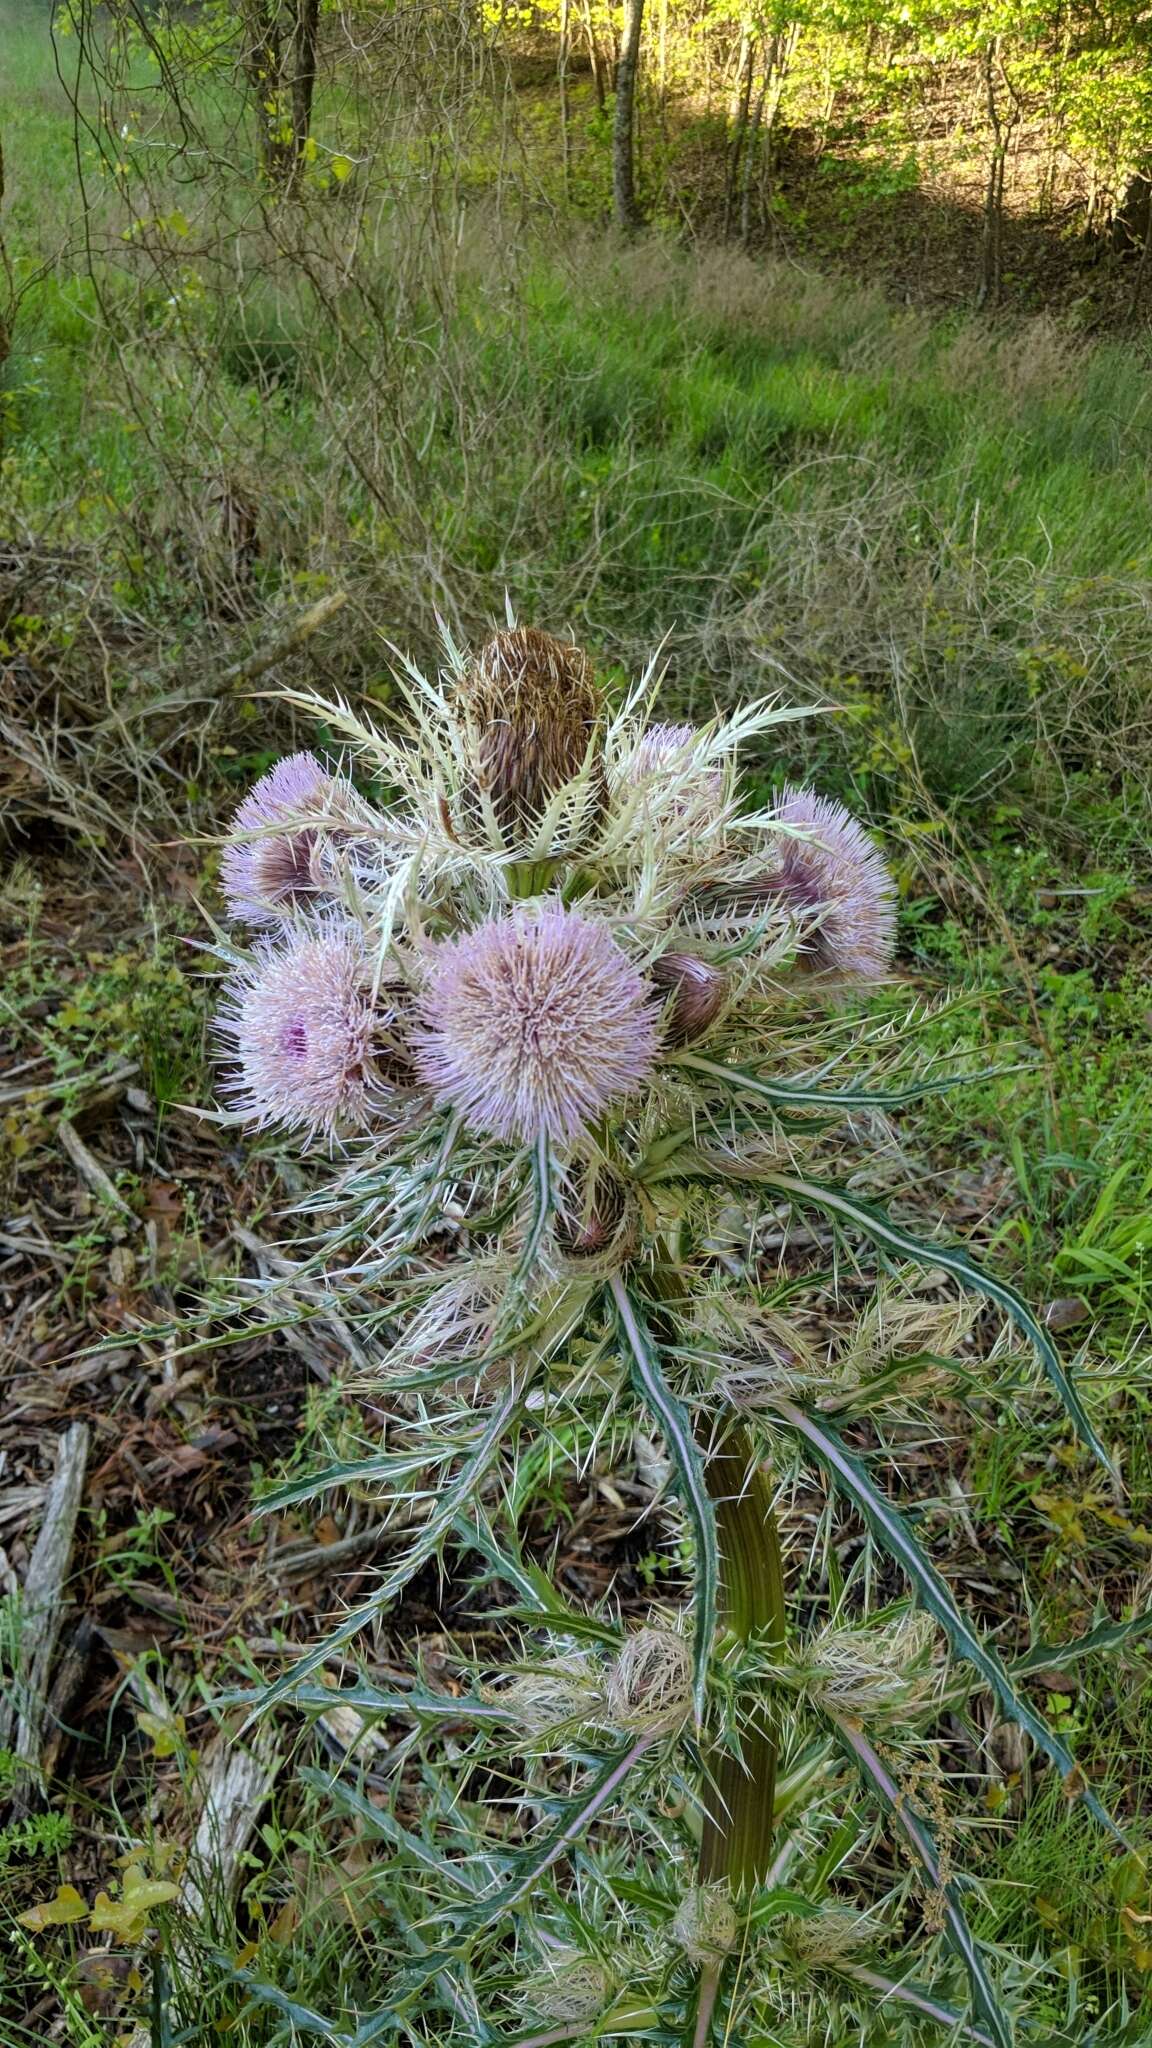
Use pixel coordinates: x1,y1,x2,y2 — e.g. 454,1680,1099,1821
2,8,1152,2037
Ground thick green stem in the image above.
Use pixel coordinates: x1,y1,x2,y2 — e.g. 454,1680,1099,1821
697,1424,785,1893
506,857,561,898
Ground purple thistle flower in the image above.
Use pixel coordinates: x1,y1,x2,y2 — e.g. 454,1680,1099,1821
216,923,385,1138
767,786,896,980
220,752,351,925
627,723,723,807
630,723,698,777
414,904,658,1146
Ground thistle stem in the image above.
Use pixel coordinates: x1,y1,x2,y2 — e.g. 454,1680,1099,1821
696,1424,785,1894
687,1427,784,2047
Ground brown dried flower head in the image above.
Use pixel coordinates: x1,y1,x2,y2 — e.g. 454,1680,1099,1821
458,626,603,840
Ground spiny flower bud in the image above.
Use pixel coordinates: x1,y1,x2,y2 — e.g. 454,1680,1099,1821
459,626,603,841
220,752,363,926
605,1627,693,1734
652,952,728,1046
779,1904,874,1967
625,722,724,811
796,1611,938,1722
522,1951,614,2025
671,1885,739,1966
495,1663,603,1737
555,1165,637,1268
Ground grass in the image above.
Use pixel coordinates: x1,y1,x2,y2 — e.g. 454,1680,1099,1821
3,6,1152,2041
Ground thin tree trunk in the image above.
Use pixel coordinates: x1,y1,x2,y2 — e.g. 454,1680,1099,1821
613,0,646,231
977,38,1008,307
1127,171,1152,318
740,66,769,243
755,26,799,240
558,0,572,203
581,0,605,112
287,0,320,181
723,27,755,239
243,0,290,180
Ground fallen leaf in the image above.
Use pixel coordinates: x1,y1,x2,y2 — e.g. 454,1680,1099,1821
88,1867,180,1941
17,1882,89,1930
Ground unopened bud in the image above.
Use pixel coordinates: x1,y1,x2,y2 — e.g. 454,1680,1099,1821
523,1952,614,2024
556,1167,636,1267
780,1904,873,1967
652,952,728,1046
605,1627,692,1734
496,1666,601,1737
459,626,603,841
672,1885,738,1966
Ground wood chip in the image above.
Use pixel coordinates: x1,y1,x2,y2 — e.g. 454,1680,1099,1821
0,1422,90,1774
57,1118,135,1220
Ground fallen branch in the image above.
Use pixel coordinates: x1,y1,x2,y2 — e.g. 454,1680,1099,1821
0,1423,90,1780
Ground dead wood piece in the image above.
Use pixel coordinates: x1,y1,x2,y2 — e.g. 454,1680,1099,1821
115,590,349,725
0,1422,90,1772
122,1733,281,2048
182,1735,281,1922
0,1058,138,1112
22,1615,97,1797
57,1117,136,1220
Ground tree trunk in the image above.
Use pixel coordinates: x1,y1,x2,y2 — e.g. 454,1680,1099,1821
287,0,320,179
243,0,290,180
558,0,572,203
977,37,1015,308
581,1,605,113
613,0,646,231
739,66,769,243
723,27,755,239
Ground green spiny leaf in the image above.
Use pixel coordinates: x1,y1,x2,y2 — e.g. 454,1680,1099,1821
761,1171,1116,1479
770,1400,1128,1848
609,1275,718,1723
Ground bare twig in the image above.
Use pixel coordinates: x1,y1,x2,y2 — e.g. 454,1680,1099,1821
57,1117,136,1220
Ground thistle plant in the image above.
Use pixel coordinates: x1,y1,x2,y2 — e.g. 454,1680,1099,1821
208,620,1134,2047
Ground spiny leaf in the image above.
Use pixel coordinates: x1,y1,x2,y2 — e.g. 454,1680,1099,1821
833,1717,1014,2048
300,1770,482,1895
678,1051,1005,1114
241,1374,528,1728
836,1957,999,2046
609,1275,718,1722
444,1731,657,1937
259,1679,515,1725
761,1171,1116,1480
1013,1605,1152,1676
770,1400,1129,1848
253,1443,457,1515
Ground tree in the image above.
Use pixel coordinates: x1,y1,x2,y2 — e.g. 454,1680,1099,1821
613,0,646,229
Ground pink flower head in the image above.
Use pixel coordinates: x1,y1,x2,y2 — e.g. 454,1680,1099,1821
628,723,723,808
220,752,351,925
414,904,658,1146
769,786,896,980
630,723,698,776
216,923,384,1138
